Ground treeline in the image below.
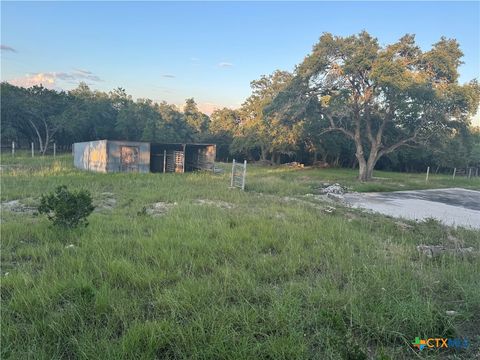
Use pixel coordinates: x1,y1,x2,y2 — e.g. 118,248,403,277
2,81,479,173
2,32,480,175
1,82,207,153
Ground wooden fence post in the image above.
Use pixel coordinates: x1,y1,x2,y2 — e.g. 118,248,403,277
452,167,456,180
12,141,15,157
468,168,472,179
426,166,430,182
31,142,34,157
53,143,56,158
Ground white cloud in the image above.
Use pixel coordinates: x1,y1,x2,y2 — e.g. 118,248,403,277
218,62,233,68
7,70,102,89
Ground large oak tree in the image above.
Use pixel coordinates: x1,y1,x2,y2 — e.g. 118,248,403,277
273,32,480,181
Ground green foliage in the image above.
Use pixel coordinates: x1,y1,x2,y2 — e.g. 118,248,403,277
272,31,480,180
1,31,479,176
38,185,95,228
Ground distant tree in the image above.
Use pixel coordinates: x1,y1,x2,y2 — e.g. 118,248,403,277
183,98,209,138
208,108,241,159
273,32,480,180
236,70,296,162
1,83,69,154
158,101,194,142
63,83,118,143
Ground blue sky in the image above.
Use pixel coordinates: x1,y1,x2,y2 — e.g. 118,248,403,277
1,1,479,118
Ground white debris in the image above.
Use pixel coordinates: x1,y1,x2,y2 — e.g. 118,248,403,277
319,183,347,195
417,244,475,258
145,202,177,216
324,206,336,214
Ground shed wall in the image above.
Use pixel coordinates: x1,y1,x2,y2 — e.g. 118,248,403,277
73,140,108,172
106,141,150,173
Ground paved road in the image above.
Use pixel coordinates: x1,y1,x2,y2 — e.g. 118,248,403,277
343,188,480,229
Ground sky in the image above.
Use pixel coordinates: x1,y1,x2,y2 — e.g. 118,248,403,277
1,1,479,122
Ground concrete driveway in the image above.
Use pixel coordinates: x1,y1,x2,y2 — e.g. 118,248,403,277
343,188,480,229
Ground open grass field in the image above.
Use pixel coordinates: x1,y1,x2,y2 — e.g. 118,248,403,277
1,153,480,359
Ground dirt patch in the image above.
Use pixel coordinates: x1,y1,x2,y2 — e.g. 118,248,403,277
194,199,235,209
1,199,38,214
144,202,177,216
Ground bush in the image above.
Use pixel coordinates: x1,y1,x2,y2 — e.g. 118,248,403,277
38,185,95,228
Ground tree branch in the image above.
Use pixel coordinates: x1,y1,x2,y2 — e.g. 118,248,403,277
378,133,418,158
322,113,355,139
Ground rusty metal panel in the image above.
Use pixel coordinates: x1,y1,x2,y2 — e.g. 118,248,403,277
120,146,140,172
184,144,216,171
73,140,108,172
106,141,150,173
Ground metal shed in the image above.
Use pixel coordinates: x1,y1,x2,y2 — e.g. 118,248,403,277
73,140,216,173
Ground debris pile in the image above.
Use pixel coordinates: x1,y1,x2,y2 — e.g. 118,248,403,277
319,183,347,195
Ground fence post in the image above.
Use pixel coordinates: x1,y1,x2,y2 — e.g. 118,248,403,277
452,167,456,180
230,159,236,187
31,142,34,157
12,141,15,157
53,143,56,158
242,160,247,190
476,168,479,177
426,166,430,182
163,150,166,173
468,168,472,179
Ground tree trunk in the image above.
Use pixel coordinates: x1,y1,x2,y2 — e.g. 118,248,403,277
260,145,266,161
365,159,376,181
358,157,368,181
358,154,378,181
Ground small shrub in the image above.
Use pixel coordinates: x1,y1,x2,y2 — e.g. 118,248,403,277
38,185,95,228
137,206,148,216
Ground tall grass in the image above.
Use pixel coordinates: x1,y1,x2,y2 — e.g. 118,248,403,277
1,154,479,359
